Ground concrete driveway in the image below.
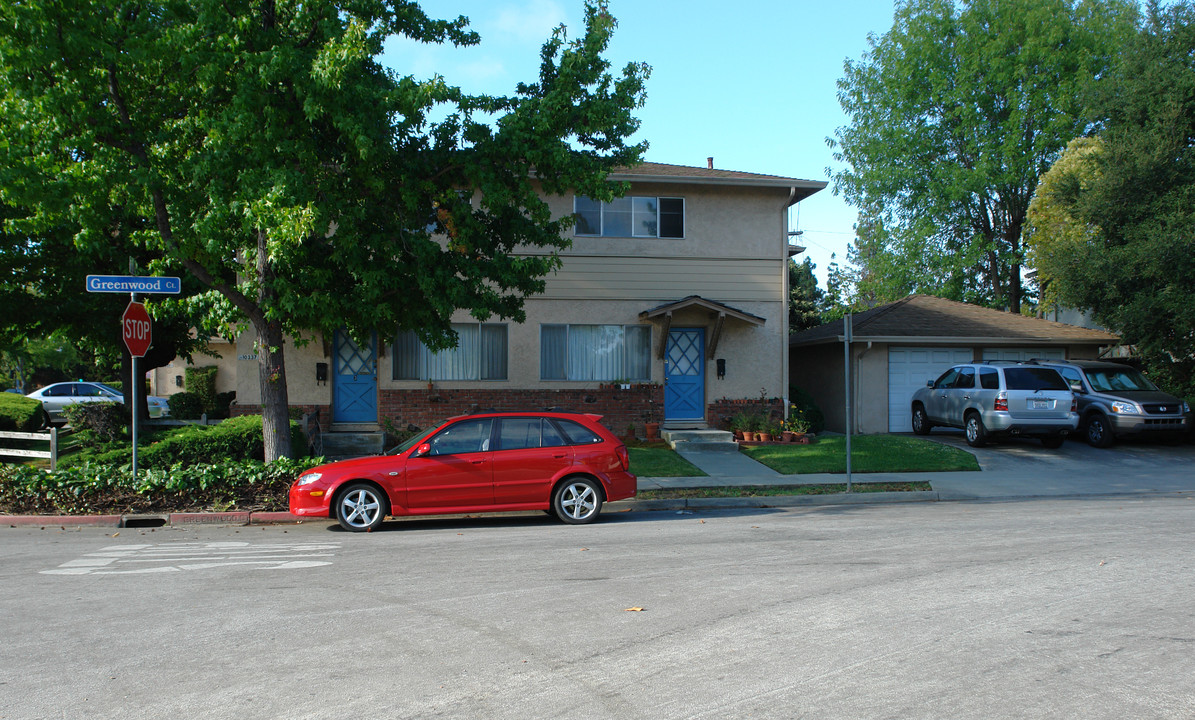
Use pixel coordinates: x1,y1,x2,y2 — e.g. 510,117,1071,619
919,430,1195,500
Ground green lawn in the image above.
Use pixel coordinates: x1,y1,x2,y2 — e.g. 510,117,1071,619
627,445,707,477
741,435,979,474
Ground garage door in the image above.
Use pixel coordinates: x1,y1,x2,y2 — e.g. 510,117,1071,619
981,348,1065,362
888,347,973,432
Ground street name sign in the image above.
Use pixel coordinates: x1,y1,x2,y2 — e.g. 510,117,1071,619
86,275,181,294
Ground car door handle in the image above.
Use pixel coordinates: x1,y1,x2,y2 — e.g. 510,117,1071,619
471,460,485,465
553,453,567,459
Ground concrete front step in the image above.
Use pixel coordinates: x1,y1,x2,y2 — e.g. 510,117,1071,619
320,431,385,458
662,428,739,453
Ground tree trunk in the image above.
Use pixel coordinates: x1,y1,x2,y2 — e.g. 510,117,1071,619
255,318,293,461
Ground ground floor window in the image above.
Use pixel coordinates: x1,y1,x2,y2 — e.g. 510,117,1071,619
393,323,508,380
540,324,651,381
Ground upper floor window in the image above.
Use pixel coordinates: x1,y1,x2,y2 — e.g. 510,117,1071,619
574,196,684,238
393,323,508,381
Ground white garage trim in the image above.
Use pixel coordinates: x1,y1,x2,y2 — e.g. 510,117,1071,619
888,347,973,432
981,348,1066,362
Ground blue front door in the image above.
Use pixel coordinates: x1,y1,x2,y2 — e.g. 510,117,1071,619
664,328,704,422
333,331,377,423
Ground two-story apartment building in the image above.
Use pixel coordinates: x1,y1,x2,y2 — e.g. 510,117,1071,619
206,161,825,435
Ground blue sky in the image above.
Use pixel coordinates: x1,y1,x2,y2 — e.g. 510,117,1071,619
383,0,900,285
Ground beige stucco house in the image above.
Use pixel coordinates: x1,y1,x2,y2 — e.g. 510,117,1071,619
216,161,826,434
788,294,1121,434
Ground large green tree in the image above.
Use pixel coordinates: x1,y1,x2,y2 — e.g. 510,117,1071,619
1029,2,1195,397
830,0,1138,311
0,0,649,459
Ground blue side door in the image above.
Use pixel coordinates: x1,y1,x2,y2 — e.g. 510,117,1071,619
664,328,705,422
333,331,377,423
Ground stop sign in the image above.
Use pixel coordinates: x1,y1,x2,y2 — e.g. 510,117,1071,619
122,301,152,357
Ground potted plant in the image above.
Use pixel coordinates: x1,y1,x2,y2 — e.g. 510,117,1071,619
757,418,773,443
729,412,751,442
643,405,660,441
785,404,811,442
624,422,638,443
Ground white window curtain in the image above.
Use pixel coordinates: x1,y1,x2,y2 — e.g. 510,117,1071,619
540,325,651,381
394,324,507,380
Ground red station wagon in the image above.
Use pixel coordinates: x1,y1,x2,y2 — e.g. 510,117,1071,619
289,412,637,532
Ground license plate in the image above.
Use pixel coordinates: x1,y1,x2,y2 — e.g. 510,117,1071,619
1031,399,1053,410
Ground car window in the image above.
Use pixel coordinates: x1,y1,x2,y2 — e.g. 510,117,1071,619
1003,368,1068,391
979,368,999,389
1057,367,1085,392
934,368,960,389
954,367,975,389
428,418,493,456
78,384,108,397
41,385,72,397
554,418,602,445
497,418,546,451
1084,368,1156,392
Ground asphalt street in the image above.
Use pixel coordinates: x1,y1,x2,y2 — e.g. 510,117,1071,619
3,493,1194,719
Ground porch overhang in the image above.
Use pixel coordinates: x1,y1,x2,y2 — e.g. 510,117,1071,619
639,295,766,359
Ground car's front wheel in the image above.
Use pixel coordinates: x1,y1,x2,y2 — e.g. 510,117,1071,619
911,405,932,435
1085,414,1114,448
964,413,988,448
336,483,388,532
553,477,603,524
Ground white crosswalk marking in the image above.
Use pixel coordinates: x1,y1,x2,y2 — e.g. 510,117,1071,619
41,541,340,575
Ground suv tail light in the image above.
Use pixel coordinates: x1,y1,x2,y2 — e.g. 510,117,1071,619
1071,397,1077,413
616,444,630,471
994,392,1008,412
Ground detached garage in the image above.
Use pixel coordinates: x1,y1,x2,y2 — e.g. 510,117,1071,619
789,295,1120,434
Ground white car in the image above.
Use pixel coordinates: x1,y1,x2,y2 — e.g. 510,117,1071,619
26,382,170,423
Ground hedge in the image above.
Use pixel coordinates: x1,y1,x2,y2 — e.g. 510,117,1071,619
0,457,319,515
137,415,309,468
0,393,45,432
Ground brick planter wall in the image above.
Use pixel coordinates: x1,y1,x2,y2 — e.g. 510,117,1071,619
231,403,331,432
379,386,663,435
707,398,785,431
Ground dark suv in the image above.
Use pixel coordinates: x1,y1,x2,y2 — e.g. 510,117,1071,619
1033,360,1192,447
911,362,1078,448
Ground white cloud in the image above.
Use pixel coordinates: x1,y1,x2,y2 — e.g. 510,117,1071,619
491,0,569,45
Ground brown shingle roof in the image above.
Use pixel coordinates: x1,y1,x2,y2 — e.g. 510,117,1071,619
608,162,826,202
789,294,1120,346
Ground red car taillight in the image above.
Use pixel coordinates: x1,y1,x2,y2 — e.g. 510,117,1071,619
1071,397,1077,413
994,392,1008,412
616,444,630,471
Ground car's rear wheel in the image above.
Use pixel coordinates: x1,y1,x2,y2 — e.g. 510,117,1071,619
1040,436,1065,449
553,477,603,524
1085,415,1114,448
964,413,988,448
911,405,932,435
336,483,388,532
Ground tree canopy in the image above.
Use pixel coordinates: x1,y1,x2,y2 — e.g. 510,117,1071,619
0,0,649,459
830,0,1138,311
787,257,825,333
1027,1,1195,396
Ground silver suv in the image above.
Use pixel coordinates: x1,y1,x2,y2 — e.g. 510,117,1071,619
911,362,1078,448
1032,360,1191,447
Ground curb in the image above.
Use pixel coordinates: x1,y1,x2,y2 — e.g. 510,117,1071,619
5,511,309,528
608,490,940,512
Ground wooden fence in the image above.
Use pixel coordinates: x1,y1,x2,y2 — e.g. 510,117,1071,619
0,426,77,471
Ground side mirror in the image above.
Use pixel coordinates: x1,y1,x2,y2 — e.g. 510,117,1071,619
926,380,934,388
411,442,432,458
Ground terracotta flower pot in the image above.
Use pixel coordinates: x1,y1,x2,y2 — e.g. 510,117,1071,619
782,431,796,442
758,432,772,443
644,422,661,440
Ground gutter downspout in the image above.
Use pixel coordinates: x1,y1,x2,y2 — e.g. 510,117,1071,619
782,187,797,415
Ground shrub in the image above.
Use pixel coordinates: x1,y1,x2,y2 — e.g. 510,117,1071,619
185,366,218,413
0,456,321,515
62,402,129,442
168,392,205,420
213,391,236,419
789,385,826,433
0,393,46,432
139,415,307,468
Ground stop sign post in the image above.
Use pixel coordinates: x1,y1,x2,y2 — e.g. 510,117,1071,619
122,301,152,357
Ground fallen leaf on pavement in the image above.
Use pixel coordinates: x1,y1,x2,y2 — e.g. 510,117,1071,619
624,607,645,612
